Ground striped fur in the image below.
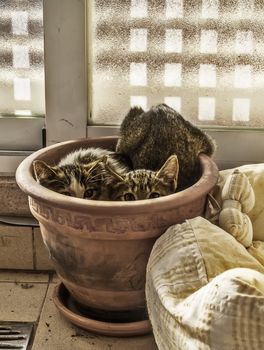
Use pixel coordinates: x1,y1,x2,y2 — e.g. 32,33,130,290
103,154,179,201
33,148,179,201
33,147,129,200
116,104,216,190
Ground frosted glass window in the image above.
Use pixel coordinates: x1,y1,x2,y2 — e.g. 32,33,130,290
12,45,30,68
130,96,147,109
14,110,32,116
11,12,28,35
130,63,147,86
233,98,250,121
164,97,181,112
130,0,148,18
130,29,148,52
0,0,45,116
199,64,216,87
165,29,182,53
235,31,253,54
234,65,252,89
200,30,218,53
164,63,182,87
237,0,254,19
91,0,264,127
13,78,31,101
199,97,215,120
165,0,183,18
201,0,219,19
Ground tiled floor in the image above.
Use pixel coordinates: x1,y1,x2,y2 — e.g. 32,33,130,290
0,271,158,350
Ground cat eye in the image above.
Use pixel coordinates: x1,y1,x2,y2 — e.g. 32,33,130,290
124,193,136,201
149,192,160,199
84,189,94,198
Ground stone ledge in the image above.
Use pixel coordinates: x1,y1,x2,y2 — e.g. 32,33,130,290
0,224,33,269
0,176,31,217
0,223,54,271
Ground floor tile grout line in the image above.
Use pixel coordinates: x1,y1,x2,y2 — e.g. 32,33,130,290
32,227,37,270
27,275,53,350
0,280,50,284
0,269,53,274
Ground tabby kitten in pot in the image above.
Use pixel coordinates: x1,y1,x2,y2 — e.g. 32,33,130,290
103,154,179,201
116,103,216,190
33,147,179,201
33,147,129,200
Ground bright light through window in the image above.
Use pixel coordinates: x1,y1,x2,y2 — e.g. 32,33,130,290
130,0,148,18
130,63,147,86
164,63,182,87
235,31,253,54
14,109,32,116
199,97,215,120
201,0,219,19
0,1,45,116
165,0,183,18
12,45,30,68
164,97,181,112
199,64,216,87
92,0,264,127
165,29,182,53
233,98,250,121
237,0,254,19
234,65,252,89
200,30,218,54
130,29,148,52
130,96,147,109
11,12,28,35
13,78,31,101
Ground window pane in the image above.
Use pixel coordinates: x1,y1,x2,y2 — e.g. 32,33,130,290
165,0,183,18
165,29,182,53
91,0,264,127
0,0,45,117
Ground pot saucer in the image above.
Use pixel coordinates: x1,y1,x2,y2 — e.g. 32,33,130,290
52,282,152,337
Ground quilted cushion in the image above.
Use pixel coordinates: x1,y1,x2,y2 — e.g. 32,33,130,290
146,216,264,350
212,163,264,241
218,169,254,247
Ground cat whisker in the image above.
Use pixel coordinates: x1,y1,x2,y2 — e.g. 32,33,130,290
33,147,130,201
87,174,103,181
86,179,102,184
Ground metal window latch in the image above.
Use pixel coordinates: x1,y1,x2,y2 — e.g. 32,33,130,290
41,126,46,148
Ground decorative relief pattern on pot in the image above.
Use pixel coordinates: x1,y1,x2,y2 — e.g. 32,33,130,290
29,197,204,233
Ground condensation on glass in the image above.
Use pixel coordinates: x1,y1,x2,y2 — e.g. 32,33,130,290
91,0,264,126
0,0,45,117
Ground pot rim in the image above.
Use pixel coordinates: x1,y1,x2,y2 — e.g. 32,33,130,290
16,136,219,215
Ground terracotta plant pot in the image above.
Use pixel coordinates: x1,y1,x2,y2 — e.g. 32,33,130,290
16,137,218,312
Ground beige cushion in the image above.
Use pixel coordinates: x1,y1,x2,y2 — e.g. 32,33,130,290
212,164,264,241
219,207,253,247
217,169,255,247
146,216,264,350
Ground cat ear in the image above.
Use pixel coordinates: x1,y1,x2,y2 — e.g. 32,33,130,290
33,160,60,181
128,106,145,116
156,155,179,185
103,159,125,185
84,157,105,174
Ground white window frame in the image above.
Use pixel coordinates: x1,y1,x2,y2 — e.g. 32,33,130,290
1,0,264,175
0,0,87,174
